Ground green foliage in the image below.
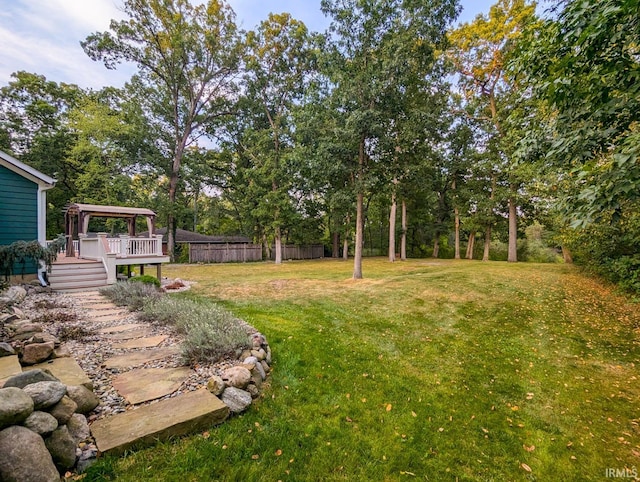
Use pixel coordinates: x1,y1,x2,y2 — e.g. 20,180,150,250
0,234,65,279
128,274,161,288
99,281,162,311
138,297,249,363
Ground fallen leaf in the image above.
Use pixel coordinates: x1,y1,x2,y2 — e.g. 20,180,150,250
521,463,532,472
386,404,392,412
251,454,260,460
523,444,535,452
202,431,210,439
346,416,353,423
511,405,520,411
275,449,282,456
400,471,416,476
411,411,417,417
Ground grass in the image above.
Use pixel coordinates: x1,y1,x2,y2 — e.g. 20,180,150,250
84,258,640,481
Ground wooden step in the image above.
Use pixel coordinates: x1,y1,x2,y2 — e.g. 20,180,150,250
90,389,229,455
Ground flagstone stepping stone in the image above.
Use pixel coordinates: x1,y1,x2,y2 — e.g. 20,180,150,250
112,367,193,405
97,324,146,334
83,302,119,311
25,357,92,390
91,312,130,322
103,328,154,341
91,389,229,455
0,355,22,387
112,335,168,350
103,347,181,369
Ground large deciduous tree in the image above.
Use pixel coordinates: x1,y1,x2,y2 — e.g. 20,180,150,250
82,0,242,260
320,0,459,278
447,0,538,262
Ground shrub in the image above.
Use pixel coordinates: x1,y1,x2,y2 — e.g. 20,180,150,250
139,297,249,363
128,274,161,288
100,281,162,311
54,324,94,342
31,311,77,324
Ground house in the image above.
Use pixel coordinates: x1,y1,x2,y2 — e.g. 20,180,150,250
0,149,55,281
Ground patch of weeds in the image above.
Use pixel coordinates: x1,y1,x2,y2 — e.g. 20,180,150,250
164,280,185,290
100,281,162,311
54,324,94,342
140,297,249,363
31,311,77,324
33,299,70,310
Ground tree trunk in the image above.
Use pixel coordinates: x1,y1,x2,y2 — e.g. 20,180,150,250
454,206,461,260
507,193,518,263
332,231,339,258
354,192,364,278
274,227,282,264
353,137,365,279
482,225,491,261
466,232,475,260
167,170,180,262
388,189,397,262
432,233,440,258
400,199,407,261
561,246,573,264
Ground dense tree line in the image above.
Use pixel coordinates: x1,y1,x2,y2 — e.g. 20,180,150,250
0,0,638,290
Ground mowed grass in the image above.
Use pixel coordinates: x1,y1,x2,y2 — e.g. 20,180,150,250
85,258,640,481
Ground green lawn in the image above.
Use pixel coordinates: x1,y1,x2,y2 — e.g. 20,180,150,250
85,259,640,481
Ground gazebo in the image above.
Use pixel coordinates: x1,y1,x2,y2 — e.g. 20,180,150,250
64,203,157,257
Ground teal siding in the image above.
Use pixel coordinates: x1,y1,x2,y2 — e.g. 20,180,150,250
0,165,39,275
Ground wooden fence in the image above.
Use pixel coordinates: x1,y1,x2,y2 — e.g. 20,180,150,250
272,244,325,260
189,243,263,263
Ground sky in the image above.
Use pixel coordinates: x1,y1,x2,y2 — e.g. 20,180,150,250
0,0,521,91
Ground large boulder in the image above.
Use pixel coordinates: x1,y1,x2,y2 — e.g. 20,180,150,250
206,375,225,396
23,381,67,410
0,387,34,429
66,385,99,414
0,286,27,309
45,425,77,471
22,411,58,436
0,425,59,482
48,395,77,424
66,413,91,444
3,369,58,389
21,342,55,365
221,387,252,414
222,366,252,389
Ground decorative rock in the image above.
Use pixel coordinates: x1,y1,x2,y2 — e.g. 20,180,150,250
45,425,77,471
48,395,77,424
0,313,19,324
243,355,259,366
220,387,252,413
260,360,270,374
250,372,263,389
67,413,91,444
3,369,58,389
206,375,225,396
0,425,59,482
28,333,59,346
66,385,99,414
222,366,251,389
239,349,252,360
22,411,58,435
21,341,55,365
11,322,43,336
250,349,266,361
266,346,272,364
0,387,34,428
23,381,67,410
0,286,27,308
0,342,15,357
52,345,71,358
246,384,260,399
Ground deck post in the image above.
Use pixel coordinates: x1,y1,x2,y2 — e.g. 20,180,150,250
120,235,129,258
154,234,163,256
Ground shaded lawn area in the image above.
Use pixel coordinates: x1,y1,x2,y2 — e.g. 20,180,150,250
86,259,640,481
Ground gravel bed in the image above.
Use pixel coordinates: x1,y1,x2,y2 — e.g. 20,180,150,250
18,281,243,421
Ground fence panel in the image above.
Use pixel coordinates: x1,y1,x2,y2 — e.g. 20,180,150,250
273,244,325,260
189,243,263,263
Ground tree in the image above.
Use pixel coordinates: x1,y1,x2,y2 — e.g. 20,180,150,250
82,0,242,260
241,13,317,264
320,0,460,278
447,0,539,262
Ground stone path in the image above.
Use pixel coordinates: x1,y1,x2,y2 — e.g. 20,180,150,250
66,291,229,455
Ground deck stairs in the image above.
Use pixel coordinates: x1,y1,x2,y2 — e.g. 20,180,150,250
48,260,108,292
